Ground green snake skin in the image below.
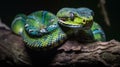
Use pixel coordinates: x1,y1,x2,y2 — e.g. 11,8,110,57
11,7,106,49
57,7,106,41
11,11,67,49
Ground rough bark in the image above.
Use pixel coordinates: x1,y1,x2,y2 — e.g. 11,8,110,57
0,22,120,67
51,40,120,67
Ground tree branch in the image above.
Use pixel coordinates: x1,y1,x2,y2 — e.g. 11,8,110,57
51,40,120,67
0,22,120,67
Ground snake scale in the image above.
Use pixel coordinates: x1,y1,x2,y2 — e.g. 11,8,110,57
11,7,106,49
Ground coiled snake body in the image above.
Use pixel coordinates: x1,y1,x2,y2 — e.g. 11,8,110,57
11,8,106,49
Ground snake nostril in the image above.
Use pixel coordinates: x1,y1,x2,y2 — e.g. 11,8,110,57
83,19,85,22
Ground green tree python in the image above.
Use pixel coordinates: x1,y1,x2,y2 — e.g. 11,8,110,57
11,7,106,49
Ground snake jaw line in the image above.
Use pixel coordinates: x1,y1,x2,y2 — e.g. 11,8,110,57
58,19,83,28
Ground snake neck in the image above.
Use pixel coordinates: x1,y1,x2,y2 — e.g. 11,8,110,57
58,24,77,38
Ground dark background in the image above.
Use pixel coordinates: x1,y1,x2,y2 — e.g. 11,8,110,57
0,0,120,41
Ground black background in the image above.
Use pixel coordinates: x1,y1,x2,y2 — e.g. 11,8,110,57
0,0,120,41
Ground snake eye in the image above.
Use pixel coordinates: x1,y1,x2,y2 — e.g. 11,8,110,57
70,12,74,21
83,19,85,22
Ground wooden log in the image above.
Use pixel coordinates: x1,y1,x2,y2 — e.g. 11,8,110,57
0,22,120,67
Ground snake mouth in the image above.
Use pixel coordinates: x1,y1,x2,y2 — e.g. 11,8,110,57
58,16,93,29
58,19,83,28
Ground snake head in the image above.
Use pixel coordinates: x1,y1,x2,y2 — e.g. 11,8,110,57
57,7,94,30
